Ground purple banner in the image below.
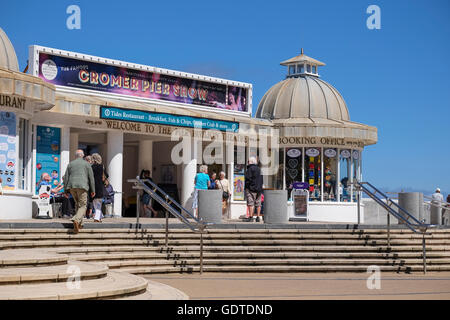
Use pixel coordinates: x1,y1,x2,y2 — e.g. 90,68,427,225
38,53,248,112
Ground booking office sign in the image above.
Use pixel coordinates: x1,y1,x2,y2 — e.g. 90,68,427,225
33,46,249,113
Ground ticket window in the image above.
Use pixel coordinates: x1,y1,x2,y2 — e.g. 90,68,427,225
339,149,351,202
304,148,321,201
323,148,338,202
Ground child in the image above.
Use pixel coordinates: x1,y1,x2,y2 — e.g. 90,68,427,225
103,178,115,218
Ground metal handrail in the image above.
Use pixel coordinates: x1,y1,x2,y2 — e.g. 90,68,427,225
128,176,209,273
354,180,437,274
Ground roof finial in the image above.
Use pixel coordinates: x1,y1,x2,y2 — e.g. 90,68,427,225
301,48,304,55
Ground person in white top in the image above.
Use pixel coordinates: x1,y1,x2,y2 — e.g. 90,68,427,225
431,188,444,225
216,171,231,219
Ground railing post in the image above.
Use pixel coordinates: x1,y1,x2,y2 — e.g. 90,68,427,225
200,231,204,274
165,209,169,247
357,186,361,225
387,207,391,249
136,191,140,231
422,232,427,274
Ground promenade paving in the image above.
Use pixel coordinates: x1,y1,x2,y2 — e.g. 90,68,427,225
144,272,450,300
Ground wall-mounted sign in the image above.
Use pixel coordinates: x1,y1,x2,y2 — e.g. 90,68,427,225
233,174,245,201
100,106,239,132
324,148,337,158
340,149,351,159
305,148,320,157
352,150,359,160
37,51,249,113
0,95,26,110
0,112,16,190
286,148,301,158
35,126,61,193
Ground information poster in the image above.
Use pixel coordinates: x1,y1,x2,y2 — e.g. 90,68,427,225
0,111,16,190
35,126,61,193
233,174,245,201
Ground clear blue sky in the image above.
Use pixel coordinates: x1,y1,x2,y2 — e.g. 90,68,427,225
2,0,449,196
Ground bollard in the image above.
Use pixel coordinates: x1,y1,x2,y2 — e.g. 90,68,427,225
198,189,222,223
263,190,288,224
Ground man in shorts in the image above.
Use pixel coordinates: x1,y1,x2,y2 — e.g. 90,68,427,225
245,156,263,222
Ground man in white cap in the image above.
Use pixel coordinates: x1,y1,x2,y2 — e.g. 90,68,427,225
431,188,444,225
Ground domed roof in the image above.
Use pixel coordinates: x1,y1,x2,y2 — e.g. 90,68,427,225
0,27,19,72
256,76,350,121
256,50,350,122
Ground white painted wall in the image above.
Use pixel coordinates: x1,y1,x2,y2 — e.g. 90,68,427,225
0,192,32,219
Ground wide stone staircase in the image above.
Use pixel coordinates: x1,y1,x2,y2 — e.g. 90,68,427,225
1,227,450,283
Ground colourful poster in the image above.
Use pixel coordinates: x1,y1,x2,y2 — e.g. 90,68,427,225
0,111,16,190
35,126,61,193
38,52,248,112
233,174,245,201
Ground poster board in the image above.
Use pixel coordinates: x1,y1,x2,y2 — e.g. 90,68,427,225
293,189,309,217
37,184,51,218
35,126,61,193
233,174,245,201
0,111,16,191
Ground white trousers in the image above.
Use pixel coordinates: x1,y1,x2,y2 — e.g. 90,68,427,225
93,198,103,221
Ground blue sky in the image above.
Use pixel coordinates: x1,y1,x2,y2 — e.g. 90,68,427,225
1,0,449,196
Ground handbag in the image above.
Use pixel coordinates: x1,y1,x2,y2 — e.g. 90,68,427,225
219,180,230,200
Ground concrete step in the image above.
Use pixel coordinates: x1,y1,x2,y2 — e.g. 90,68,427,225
1,228,450,235
119,264,450,274
116,280,188,300
0,261,108,285
0,249,68,268
3,239,450,250
2,232,449,241
0,270,148,300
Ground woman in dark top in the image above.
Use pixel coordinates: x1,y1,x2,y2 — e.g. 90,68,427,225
139,169,158,217
91,153,107,222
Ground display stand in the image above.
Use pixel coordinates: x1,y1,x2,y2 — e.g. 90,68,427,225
36,184,52,219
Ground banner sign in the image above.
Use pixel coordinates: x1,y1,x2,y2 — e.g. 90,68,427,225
38,52,248,112
35,126,61,193
0,111,16,190
100,106,239,132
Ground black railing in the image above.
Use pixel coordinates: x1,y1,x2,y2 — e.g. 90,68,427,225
354,180,437,273
128,176,210,273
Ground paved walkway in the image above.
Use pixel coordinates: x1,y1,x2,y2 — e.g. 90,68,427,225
144,272,450,300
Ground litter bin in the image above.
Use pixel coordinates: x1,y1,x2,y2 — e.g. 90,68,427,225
398,192,425,224
198,189,222,223
263,190,288,224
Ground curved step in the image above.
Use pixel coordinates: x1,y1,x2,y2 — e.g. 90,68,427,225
0,261,108,285
0,249,68,267
117,280,188,300
0,271,148,300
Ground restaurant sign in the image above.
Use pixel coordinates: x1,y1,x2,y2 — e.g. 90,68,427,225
100,107,239,132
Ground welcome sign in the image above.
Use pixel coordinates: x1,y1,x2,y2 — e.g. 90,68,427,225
37,51,248,113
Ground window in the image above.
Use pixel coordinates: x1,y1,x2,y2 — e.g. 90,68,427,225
312,65,317,74
18,118,30,191
289,65,296,75
351,150,361,202
304,147,321,201
339,149,351,202
297,64,304,74
285,148,303,199
306,64,311,73
323,148,338,201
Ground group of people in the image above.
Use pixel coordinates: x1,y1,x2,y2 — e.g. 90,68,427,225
431,188,450,225
48,149,114,233
193,166,231,218
192,156,263,222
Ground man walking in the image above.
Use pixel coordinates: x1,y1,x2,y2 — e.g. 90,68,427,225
63,150,95,233
245,156,263,222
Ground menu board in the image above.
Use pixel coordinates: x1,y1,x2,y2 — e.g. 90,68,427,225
0,111,16,190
